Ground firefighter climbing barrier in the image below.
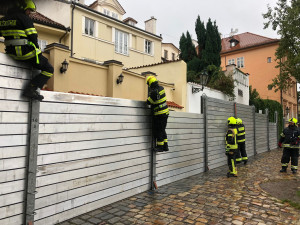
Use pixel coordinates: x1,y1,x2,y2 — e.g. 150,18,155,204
0,53,277,225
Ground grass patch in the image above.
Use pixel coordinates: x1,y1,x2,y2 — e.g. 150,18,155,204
282,199,300,210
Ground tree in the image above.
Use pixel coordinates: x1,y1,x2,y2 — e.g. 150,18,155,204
249,85,260,106
195,16,206,59
179,33,188,61
263,0,300,91
179,31,197,62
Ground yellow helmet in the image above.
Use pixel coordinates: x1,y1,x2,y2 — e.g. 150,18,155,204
146,75,157,86
228,117,236,125
289,117,298,124
236,118,242,125
24,0,36,11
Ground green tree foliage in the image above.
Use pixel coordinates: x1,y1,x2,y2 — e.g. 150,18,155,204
179,31,196,63
263,0,300,91
187,57,202,73
195,16,206,59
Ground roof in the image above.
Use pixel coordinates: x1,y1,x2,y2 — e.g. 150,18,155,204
123,17,137,24
167,101,184,109
127,59,181,70
30,11,67,30
89,0,126,15
162,43,180,51
221,32,280,54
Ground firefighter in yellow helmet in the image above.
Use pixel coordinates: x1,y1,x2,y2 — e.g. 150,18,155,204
278,117,300,174
236,118,248,164
0,0,54,101
146,75,169,152
225,117,238,177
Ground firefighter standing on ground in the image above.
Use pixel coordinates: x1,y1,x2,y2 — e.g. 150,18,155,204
0,0,54,101
278,117,299,174
236,118,248,164
146,75,169,152
225,117,238,177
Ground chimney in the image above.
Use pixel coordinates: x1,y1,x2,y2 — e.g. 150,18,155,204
145,16,157,34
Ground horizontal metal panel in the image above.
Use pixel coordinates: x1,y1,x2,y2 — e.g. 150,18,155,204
34,184,149,225
0,135,27,147
0,112,28,123
166,123,202,129
167,128,203,135
0,191,23,207
207,97,234,106
0,52,29,68
157,168,203,186
157,148,203,161
0,169,25,183
36,163,150,198
157,162,202,179
41,91,147,108
209,160,227,170
169,111,202,119
0,214,23,225
35,178,149,220
0,64,31,79
157,154,203,168
166,143,203,153
0,88,29,101
157,158,202,173
0,157,26,170
36,155,150,187
169,138,202,147
168,133,203,141
0,76,27,89
40,102,151,115
39,122,151,134
0,180,24,195
168,116,202,124
0,146,26,158
35,170,149,209
0,124,28,135
38,129,151,144
38,136,150,155
0,100,28,112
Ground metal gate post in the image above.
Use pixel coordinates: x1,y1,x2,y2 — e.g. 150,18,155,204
266,109,270,151
234,102,237,118
202,94,208,172
275,111,279,143
24,99,40,225
253,105,257,155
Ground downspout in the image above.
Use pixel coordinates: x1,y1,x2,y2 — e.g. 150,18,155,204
71,3,75,57
59,26,71,44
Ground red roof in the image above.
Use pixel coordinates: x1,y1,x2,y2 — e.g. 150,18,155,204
29,11,66,30
167,101,184,109
221,32,279,54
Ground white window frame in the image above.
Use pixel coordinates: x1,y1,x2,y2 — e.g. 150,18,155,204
267,57,272,63
84,17,96,37
38,39,48,52
103,9,110,16
112,12,118,19
145,40,152,55
228,58,235,65
237,57,244,68
115,29,129,55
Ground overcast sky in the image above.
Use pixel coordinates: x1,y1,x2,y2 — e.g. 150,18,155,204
85,0,279,47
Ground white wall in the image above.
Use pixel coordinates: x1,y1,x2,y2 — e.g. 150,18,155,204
233,69,249,106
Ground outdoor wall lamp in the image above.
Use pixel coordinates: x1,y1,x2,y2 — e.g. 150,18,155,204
285,106,290,116
192,70,209,94
60,59,69,73
116,73,124,84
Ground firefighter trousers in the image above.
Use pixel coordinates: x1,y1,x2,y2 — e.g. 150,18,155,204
226,149,237,175
281,147,299,168
153,114,168,148
27,54,54,89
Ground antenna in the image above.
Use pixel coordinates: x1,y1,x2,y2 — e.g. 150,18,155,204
229,28,238,37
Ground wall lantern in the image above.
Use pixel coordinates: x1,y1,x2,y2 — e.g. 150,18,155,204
60,59,69,73
192,70,209,94
285,106,290,116
116,73,124,84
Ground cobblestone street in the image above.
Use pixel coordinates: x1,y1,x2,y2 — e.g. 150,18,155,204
57,149,300,225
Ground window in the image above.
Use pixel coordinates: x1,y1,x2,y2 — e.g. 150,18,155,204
103,9,110,16
112,12,118,19
238,89,243,97
228,59,235,65
85,17,95,36
164,50,168,59
115,29,128,55
38,39,48,52
237,57,244,68
172,53,175,61
267,57,272,63
145,40,152,54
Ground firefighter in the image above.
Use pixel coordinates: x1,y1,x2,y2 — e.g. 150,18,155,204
0,0,54,101
146,75,169,152
225,117,238,177
236,118,248,164
278,117,300,174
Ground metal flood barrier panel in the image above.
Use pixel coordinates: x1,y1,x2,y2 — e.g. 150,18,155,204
206,97,235,170
0,54,30,224
269,122,278,150
255,113,268,154
236,103,255,157
156,111,204,186
34,91,152,224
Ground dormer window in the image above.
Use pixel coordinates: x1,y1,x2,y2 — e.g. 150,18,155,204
229,38,239,48
123,17,138,26
103,9,110,16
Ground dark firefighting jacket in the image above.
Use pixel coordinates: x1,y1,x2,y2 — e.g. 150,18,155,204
0,8,41,63
147,82,169,116
237,124,246,143
279,125,300,148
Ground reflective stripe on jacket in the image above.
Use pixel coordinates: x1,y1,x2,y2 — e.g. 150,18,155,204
147,85,169,116
237,124,245,143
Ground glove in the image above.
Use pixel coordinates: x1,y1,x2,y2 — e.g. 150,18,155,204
278,142,282,148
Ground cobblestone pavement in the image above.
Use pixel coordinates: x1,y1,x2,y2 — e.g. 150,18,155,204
57,149,300,225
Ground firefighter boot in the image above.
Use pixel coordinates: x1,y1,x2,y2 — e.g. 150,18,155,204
280,166,287,173
227,172,237,178
22,84,44,101
163,142,169,152
243,160,248,165
291,169,297,174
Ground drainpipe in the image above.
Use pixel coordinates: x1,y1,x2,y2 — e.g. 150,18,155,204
59,26,71,44
71,4,75,57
